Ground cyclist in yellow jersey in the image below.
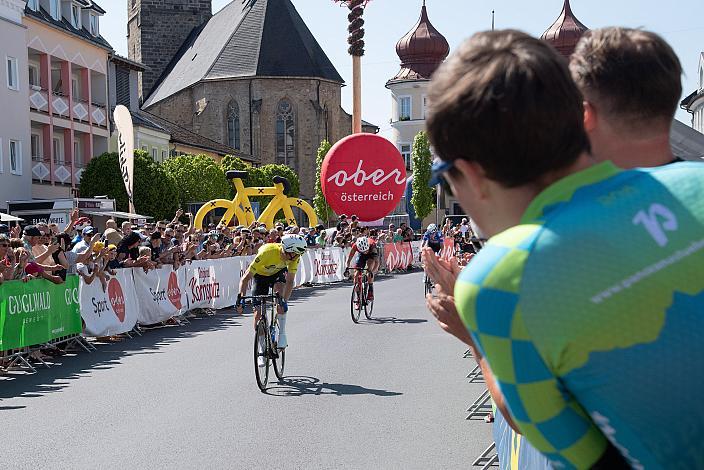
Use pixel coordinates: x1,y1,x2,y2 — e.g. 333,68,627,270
237,235,306,349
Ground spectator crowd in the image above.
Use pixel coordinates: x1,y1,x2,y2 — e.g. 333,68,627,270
0,208,489,290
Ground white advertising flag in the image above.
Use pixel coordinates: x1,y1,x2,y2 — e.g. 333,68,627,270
113,105,135,214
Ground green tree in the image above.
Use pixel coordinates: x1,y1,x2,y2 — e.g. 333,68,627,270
411,131,435,220
161,154,231,206
79,151,179,221
314,140,334,223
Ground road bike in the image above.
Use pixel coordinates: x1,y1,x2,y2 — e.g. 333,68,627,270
349,268,373,323
424,274,434,296
241,290,286,392
194,170,318,230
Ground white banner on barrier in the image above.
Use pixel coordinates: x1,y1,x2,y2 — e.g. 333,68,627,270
80,268,138,337
182,257,255,310
410,241,422,265
132,266,188,324
78,248,350,328
296,248,347,284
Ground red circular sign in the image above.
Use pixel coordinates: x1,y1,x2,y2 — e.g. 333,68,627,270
107,278,126,323
321,134,407,222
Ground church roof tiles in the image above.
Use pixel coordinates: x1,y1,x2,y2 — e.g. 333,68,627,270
144,0,343,107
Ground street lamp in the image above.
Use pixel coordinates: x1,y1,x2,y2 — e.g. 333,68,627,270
332,0,371,134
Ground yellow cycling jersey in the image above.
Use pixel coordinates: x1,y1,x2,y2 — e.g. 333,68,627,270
248,243,300,276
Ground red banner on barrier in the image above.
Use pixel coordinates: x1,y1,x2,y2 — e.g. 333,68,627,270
384,242,413,271
439,238,455,261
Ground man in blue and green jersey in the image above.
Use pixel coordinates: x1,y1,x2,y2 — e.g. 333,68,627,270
423,30,704,469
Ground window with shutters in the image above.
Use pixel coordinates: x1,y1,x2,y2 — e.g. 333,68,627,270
276,99,296,168
227,100,240,150
115,67,130,107
9,140,21,175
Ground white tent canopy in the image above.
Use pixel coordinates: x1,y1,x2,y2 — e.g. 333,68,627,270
0,213,24,222
80,210,153,220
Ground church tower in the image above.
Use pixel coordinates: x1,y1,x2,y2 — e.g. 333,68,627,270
540,0,589,58
127,0,212,101
386,1,450,227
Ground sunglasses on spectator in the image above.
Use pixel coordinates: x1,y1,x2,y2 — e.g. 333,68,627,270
429,159,455,196
0,243,8,248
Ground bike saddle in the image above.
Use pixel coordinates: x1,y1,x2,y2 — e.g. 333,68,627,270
272,175,291,196
226,170,248,180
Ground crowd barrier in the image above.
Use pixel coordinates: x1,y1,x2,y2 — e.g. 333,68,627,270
440,238,455,261
377,239,455,273
1,247,352,348
0,277,82,351
379,241,420,272
494,410,551,469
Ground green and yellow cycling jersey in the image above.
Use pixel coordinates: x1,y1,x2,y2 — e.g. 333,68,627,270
456,162,704,469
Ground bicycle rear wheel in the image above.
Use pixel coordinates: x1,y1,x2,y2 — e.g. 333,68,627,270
363,279,374,320
272,317,286,381
350,281,362,324
424,276,432,296
254,319,270,391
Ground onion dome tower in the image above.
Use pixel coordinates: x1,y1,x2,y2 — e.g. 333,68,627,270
387,0,450,84
540,0,589,58
386,1,451,231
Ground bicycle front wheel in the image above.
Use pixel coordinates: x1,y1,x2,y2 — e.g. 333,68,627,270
363,280,373,320
350,283,362,324
254,320,270,392
273,317,286,381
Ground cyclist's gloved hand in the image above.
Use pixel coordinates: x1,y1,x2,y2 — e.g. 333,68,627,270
280,298,289,313
344,268,350,277
236,294,245,308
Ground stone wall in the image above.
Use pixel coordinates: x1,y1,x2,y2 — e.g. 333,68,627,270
144,78,353,201
127,0,212,101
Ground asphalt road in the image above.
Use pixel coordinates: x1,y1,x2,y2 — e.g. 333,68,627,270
1,271,492,470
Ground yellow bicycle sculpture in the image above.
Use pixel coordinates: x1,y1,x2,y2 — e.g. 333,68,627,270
194,170,318,230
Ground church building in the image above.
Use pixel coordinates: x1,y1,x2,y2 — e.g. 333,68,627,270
128,0,377,200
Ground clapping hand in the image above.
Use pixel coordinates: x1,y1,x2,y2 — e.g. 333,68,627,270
421,247,461,295
422,247,475,347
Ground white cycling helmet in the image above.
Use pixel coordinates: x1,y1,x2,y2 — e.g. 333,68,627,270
281,234,307,254
356,236,370,253
427,224,438,233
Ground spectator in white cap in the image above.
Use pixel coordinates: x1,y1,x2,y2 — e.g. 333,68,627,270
72,226,98,254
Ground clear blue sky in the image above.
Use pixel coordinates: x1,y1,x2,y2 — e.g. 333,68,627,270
102,0,704,136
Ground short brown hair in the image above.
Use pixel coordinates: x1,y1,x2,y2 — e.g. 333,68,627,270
427,30,589,188
570,27,682,127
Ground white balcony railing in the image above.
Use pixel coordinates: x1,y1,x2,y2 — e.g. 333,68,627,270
29,87,49,112
51,92,70,118
91,102,107,127
72,98,90,122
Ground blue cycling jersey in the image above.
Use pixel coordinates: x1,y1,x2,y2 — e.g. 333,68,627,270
455,162,704,469
423,231,443,244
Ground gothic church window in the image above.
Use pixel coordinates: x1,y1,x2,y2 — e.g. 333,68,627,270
276,99,296,167
227,100,240,150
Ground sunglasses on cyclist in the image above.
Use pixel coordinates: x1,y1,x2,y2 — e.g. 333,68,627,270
429,159,455,196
